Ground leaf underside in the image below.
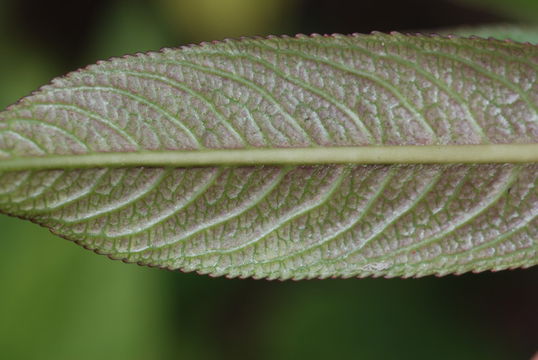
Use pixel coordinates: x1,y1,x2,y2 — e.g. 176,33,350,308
442,24,538,44
0,32,536,279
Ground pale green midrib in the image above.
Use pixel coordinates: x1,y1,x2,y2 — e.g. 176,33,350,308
0,144,537,171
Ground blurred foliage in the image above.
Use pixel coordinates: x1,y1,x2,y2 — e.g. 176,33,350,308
0,0,537,359
0,217,170,359
86,0,174,62
158,0,295,42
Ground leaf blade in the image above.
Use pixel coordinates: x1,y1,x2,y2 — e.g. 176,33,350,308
0,33,537,279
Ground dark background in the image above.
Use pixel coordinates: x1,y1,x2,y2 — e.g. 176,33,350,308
0,0,537,359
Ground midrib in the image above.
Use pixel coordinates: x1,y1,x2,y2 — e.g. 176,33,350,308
0,144,537,171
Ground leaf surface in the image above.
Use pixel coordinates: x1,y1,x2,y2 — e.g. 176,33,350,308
0,33,537,279
442,24,538,44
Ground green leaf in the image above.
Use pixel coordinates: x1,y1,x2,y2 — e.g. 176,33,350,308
0,33,536,279
441,24,538,44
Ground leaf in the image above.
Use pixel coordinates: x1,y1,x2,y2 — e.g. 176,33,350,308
0,32,536,279
441,24,538,44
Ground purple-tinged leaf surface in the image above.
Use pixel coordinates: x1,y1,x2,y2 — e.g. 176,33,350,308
0,33,536,279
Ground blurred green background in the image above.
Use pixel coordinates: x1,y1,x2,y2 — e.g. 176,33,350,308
0,0,537,359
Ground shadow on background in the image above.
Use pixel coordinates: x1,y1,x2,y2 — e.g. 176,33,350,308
0,0,536,359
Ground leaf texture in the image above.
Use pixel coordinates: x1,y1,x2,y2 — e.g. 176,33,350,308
0,32,536,279
444,24,538,44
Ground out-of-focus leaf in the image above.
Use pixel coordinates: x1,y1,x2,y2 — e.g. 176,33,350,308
158,0,293,41
87,0,172,62
0,216,169,359
442,25,538,44
0,33,536,280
